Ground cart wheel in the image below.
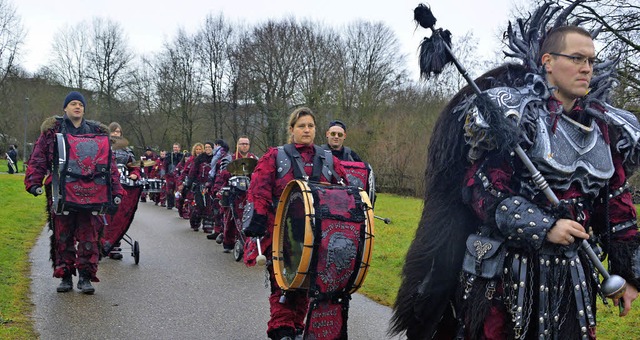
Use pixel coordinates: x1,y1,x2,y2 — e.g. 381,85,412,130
233,239,244,262
133,241,140,265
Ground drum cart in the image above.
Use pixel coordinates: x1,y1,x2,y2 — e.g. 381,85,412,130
119,233,141,264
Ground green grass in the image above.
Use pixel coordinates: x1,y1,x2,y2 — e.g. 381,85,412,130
1,159,638,338
0,171,46,339
1,159,24,174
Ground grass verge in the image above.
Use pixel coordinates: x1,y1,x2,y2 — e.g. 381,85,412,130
0,171,46,339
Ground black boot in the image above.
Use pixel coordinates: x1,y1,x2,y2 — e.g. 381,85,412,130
77,272,95,294
269,327,295,340
57,275,73,293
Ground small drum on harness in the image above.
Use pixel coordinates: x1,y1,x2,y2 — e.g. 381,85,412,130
229,175,250,192
117,164,136,187
272,180,374,294
145,179,165,193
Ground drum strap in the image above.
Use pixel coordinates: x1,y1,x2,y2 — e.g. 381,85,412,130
281,144,332,182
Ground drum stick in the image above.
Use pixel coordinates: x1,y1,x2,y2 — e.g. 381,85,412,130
256,237,267,266
374,215,391,224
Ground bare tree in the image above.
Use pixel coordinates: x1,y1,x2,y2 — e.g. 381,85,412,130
154,29,205,148
336,21,406,117
0,0,24,88
121,56,162,152
196,13,236,139
235,18,307,147
85,17,134,121
295,20,343,124
48,22,89,89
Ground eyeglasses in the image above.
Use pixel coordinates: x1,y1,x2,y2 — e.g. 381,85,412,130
238,143,250,146
330,132,344,138
549,52,599,67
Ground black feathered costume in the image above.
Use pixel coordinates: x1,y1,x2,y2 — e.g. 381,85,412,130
390,1,640,339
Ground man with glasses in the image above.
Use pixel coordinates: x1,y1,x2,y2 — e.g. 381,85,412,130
321,120,362,162
392,19,640,339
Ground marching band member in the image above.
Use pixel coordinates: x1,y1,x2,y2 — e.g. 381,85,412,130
242,107,347,340
185,141,215,232
24,91,124,294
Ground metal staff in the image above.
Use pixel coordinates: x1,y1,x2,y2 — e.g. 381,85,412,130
414,4,626,299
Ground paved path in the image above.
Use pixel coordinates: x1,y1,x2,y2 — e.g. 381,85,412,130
30,202,397,340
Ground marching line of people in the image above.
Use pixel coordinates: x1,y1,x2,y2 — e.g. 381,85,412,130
24,92,376,340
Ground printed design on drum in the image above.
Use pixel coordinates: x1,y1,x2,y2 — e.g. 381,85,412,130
318,221,358,290
67,139,101,179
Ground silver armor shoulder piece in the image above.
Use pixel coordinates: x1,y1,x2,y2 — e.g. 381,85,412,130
601,103,640,166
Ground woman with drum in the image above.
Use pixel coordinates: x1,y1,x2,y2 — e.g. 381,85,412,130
242,107,348,340
177,143,203,219
185,141,216,232
102,122,142,260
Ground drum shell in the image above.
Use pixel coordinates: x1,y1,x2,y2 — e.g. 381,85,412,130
272,180,374,294
144,179,165,193
229,176,250,192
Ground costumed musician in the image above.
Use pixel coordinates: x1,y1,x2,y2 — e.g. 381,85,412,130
242,107,348,340
184,141,215,232
178,143,204,220
390,3,640,339
209,136,259,251
139,147,157,202
164,143,184,210
205,139,232,241
321,119,362,162
24,91,124,294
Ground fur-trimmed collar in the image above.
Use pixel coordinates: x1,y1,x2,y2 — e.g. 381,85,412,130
40,115,108,134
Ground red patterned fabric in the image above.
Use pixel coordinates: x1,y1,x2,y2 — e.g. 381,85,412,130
102,185,142,253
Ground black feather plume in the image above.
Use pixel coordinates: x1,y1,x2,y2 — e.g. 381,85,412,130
418,28,453,78
414,3,437,29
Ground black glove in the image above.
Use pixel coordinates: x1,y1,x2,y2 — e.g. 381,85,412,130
28,186,43,197
242,202,267,237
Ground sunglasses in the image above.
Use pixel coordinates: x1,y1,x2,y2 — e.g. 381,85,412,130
330,132,344,138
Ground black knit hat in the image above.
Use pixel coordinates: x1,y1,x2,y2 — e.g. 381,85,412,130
328,120,346,131
63,91,86,109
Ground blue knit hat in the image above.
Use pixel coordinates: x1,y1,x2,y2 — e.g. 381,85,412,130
63,91,86,109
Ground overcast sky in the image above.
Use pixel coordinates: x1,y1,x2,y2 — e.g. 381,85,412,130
13,0,517,81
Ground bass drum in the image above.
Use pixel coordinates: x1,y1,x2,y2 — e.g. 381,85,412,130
272,180,374,294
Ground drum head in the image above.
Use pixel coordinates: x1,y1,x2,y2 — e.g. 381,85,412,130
273,180,314,291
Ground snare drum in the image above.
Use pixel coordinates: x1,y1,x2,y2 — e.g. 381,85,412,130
229,175,250,192
117,164,136,187
272,180,374,294
145,179,165,193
